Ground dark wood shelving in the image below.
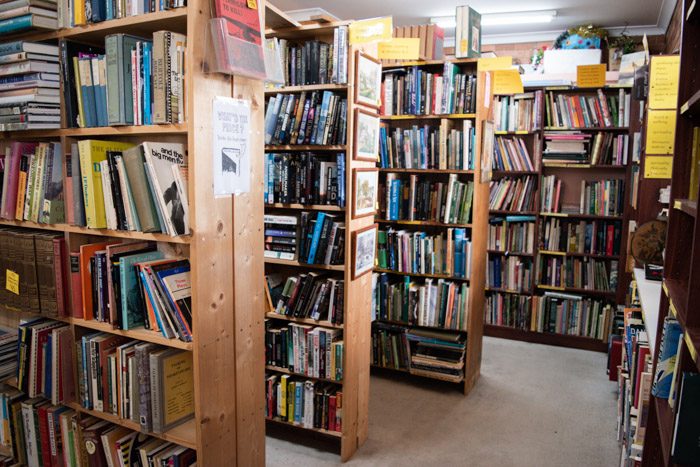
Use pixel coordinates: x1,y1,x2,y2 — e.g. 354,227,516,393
375,318,466,333
673,198,698,217
536,284,617,298
374,268,470,282
489,210,538,216
543,127,629,131
375,219,472,228
484,325,608,352
539,250,621,260
486,250,535,257
539,212,624,221
378,168,474,174
680,88,700,116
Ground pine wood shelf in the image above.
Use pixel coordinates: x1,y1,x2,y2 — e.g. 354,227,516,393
491,170,539,176
265,203,345,212
69,318,193,350
375,318,466,333
265,418,342,438
538,212,623,220
1,124,187,139
378,168,474,174
494,130,538,135
380,113,476,120
265,84,348,94
536,284,617,297
265,365,342,384
543,126,629,131
265,312,343,329
542,163,626,170
264,258,344,271
382,57,478,69
489,210,538,216
484,288,532,295
265,145,347,151
539,250,620,260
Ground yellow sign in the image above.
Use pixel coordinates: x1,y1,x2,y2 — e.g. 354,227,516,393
348,17,392,45
477,56,513,72
377,38,420,60
649,55,680,109
576,64,606,88
646,109,677,154
246,0,257,9
644,156,674,179
492,69,524,95
5,270,18,295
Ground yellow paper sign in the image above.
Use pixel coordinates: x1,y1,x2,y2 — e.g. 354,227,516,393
349,17,392,45
577,64,606,88
492,69,524,95
246,0,257,9
646,109,677,154
5,270,18,295
377,38,420,60
649,55,680,109
477,56,512,72
644,156,674,179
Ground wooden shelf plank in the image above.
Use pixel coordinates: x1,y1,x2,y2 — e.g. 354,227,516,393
265,84,348,94
536,284,617,297
374,318,466,333
265,417,342,438
680,88,700,115
542,163,626,170
265,203,344,212
70,318,193,350
1,124,187,139
539,250,620,260
487,250,535,257
490,210,538,216
265,312,343,329
374,268,469,282
0,219,191,243
378,168,474,174
494,130,538,135
543,127,629,131
375,219,472,228
264,258,344,271
265,145,346,151
61,8,187,40
673,198,698,218
265,365,342,384
382,58,478,69
484,324,608,352
491,170,539,176
380,113,476,120
538,212,623,220
485,288,533,295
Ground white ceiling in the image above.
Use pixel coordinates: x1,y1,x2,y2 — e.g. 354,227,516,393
271,0,677,44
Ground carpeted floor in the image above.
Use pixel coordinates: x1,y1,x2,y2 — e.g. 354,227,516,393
266,336,620,466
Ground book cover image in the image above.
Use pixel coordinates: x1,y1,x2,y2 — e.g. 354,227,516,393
142,142,188,236
214,0,262,45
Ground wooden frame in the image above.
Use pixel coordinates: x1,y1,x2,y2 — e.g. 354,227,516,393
352,168,379,219
352,223,377,279
353,107,380,162
354,50,382,110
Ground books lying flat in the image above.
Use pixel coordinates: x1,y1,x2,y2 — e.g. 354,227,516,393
271,272,344,324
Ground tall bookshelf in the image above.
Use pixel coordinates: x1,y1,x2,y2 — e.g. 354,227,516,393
642,0,700,464
370,58,488,395
0,1,266,465
484,84,640,353
262,21,373,461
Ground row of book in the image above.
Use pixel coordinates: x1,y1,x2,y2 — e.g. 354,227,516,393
484,293,531,331
487,216,536,254
376,227,472,279
538,256,618,292
492,92,542,132
545,89,630,129
277,30,348,86
381,173,473,224
487,256,533,292
489,176,536,212
543,131,629,166
76,333,194,432
264,91,347,146
381,65,477,116
0,1,57,36
265,322,343,381
266,272,344,325
0,386,195,467
532,293,614,339
264,152,345,207
0,41,59,130
579,179,626,217
372,272,469,331
378,121,475,170
492,136,536,172
0,327,17,380
541,218,622,256
63,0,185,29
383,24,444,63
265,373,342,433
371,322,466,383
0,139,190,236
263,213,345,265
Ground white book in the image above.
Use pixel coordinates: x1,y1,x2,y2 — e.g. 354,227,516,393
100,160,118,230
142,141,188,236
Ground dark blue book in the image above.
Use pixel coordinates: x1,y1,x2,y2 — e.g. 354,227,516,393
671,372,700,464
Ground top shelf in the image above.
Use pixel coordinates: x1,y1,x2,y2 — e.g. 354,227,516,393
382,58,478,69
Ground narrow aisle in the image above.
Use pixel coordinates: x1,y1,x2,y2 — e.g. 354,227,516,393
266,337,619,466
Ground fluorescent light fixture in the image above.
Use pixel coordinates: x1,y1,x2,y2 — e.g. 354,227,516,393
431,9,557,29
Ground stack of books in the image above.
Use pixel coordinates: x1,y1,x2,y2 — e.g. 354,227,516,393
298,211,345,266
485,293,532,330
264,214,297,260
545,89,630,128
269,272,344,325
493,136,535,171
487,216,536,253
531,292,614,339
67,0,186,28
277,30,349,86
0,1,57,35
0,41,60,130
407,329,465,383
264,152,345,207
492,91,542,132
543,132,591,164
489,176,536,212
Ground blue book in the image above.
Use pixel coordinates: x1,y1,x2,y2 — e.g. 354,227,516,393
294,383,302,422
651,317,682,398
106,0,114,20
336,153,345,208
453,228,466,278
119,251,164,330
94,56,109,127
414,67,420,114
154,262,192,342
91,0,107,22
78,57,96,127
306,212,327,264
313,91,332,144
0,15,44,35
505,215,536,222
139,270,169,337
263,95,280,144
143,42,152,125
389,179,400,220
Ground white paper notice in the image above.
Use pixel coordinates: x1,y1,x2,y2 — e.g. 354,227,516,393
213,97,251,196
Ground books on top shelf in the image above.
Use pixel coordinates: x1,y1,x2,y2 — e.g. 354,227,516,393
485,293,531,330
264,91,348,146
492,136,535,172
67,0,186,28
0,0,57,35
264,152,345,207
543,131,628,165
489,176,536,212
0,41,60,130
378,120,475,170
538,255,618,292
487,255,532,292
266,272,344,325
372,272,469,331
541,217,622,256
545,89,630,129
531,292,614,340
380,173,473,224
265,372,343,433
487,216,536,254
492,91,542,132
276,28,348,87
381,63,477,116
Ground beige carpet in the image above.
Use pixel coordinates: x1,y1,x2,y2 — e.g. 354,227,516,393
266,336,620,466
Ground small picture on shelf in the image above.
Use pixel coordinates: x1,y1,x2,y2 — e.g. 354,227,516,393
481,121,494,183
353,224,378,279
352,168,379,218
354,108,380,161
354,51,382,110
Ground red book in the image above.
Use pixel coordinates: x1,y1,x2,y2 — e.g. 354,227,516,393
608,335,622,381
69,252,83,318
214,0,262,44
37,404,54,467
328,395,336,432
606,224,615,256
634,345,651,408
1,142,37,219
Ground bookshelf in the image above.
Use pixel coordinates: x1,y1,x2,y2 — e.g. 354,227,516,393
371,58,488,394
0,1,267,465
262,21,373,461
484,84,640,353
642,1,700,464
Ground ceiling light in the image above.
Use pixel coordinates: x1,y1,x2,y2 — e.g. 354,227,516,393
430,10,557,29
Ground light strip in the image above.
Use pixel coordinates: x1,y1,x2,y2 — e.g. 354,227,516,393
431,10,557,29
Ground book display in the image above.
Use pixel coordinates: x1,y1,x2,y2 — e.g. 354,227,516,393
484,84,638,352
263,20,373,461
371,57,487,394
0,0,268,464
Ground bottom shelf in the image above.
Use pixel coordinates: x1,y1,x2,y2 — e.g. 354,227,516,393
265,417,342,438
370,364,465,384
484,324,608,352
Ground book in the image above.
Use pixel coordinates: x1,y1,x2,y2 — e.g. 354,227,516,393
454,6,481,59
265,322,342,380
149,349,194,433
140,142,188,236
671,372,700,464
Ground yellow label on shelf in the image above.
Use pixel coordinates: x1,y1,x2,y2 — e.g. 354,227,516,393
685,333,698,362
681,102,690,114
348,17,392,44
649,55,680,109
377,38,420,60
674,200,682,209
5,270,18,295
576,64,606,88
646,109,676,154
644,156,674,179
492,69,523,94
246,0,257,9
477,56,512,72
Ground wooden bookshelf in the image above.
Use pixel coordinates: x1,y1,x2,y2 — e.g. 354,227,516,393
263,21,372,461
0,2,266,465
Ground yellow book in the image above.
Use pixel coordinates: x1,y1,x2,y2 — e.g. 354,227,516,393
158,349,194,431
14,156,28,220
280,374,289,418
287,381,294,422
689,127,700,202
29,143,47,223
72,57,85,128
73,0,86,25
78,140,134,228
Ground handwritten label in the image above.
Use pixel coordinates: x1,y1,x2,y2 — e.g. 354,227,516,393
646,109,676,154
492,69,523,94
644,156,673,179
5,270,18,295
349,17,392,44
377,38,420,60
477,56,512,72
576,64,606,88
649,55,680,109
